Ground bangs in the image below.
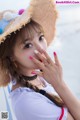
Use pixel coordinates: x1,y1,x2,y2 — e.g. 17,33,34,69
19,20,44,44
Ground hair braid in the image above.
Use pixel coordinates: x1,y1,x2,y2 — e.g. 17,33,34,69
20,77,65,107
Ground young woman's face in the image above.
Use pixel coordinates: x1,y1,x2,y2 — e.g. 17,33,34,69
13,29,47,72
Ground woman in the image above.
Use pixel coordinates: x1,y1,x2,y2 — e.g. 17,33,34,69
0,0,76,119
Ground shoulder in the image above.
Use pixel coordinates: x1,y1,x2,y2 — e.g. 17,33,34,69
11,87,68,120
9,85,68,120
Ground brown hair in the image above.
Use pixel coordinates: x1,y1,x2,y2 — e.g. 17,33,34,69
0,20,65,107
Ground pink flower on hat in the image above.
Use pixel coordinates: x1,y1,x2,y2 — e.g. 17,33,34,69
18,9,25,15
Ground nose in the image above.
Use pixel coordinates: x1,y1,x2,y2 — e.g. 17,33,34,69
33,41,44,53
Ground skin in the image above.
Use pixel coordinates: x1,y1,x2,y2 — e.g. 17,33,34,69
12,29,74,120
30,48,80,120
12,30,47,88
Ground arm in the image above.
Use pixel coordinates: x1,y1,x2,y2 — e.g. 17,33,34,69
32,50,80,120
52,80,80,120
51,52,80,120
67,112,75,120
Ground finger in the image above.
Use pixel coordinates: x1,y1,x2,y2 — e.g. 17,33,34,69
53,52,61,66
36,46,44,54
34,50,48,64
41,49,53,64
34,50,53,68
29,56,45,70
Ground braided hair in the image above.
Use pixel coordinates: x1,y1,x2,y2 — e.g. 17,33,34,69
19,77,65,108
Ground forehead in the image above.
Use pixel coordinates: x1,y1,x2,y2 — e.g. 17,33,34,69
16,21,43,45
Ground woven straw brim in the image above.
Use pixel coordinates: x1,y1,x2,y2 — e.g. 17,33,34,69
0,0,57,45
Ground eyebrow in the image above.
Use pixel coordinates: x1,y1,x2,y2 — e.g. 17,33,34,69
20,32,43,45
23,38,31,42
19,38,31,45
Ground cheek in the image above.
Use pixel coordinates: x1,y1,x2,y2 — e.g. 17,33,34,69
13,46,36,68
20,50,35,65
21,50,32,62
14,49,29,64
20,50,38,68
24,49,34,58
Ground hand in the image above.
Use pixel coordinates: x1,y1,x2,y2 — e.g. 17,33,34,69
30,49,63,88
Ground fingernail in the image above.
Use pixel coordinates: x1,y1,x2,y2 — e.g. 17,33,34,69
31,71,36,74
29,56,33,60
34,50,39,54
53,52,56,56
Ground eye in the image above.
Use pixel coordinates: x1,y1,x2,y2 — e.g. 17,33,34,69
24,43,33,49
39,35,45,41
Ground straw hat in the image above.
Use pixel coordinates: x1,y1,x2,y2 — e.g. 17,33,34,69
0,0,57,86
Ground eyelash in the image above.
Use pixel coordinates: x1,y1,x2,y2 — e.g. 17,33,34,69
24,35,44,49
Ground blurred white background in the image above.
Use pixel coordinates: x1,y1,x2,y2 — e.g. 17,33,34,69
49,3,80,98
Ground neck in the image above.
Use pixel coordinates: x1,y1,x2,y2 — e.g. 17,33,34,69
28,77,46,89
19,68,45,88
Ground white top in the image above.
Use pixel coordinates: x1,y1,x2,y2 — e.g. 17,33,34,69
9,77,68,120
